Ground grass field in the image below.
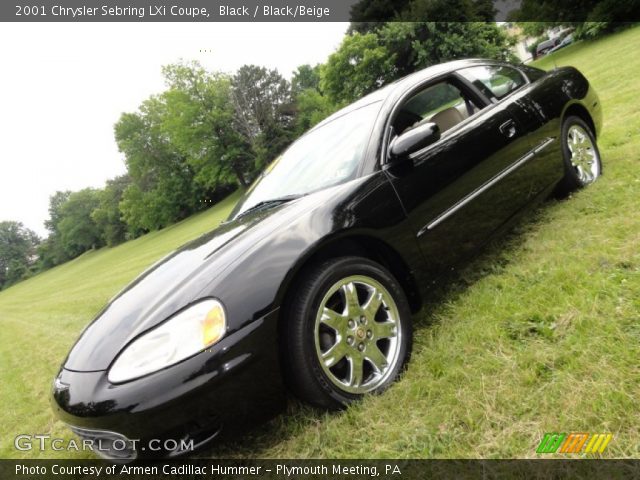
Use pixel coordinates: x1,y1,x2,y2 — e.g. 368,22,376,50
1,26,639,459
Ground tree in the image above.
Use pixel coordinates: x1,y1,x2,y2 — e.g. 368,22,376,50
321,22,516,105
0,221,39,289
56,188,103,258
291,64,322,94
115,97,202,233
119,177,196,235
379,22,516,78
114,62,301,233
320,32,396,105
91,175,130,246
511,1,637,38
291,63,337,136
293,89,338,136
231,65,296,174
37,191,72,267
36,235,65,270
161,62,253,188
44,190,71,234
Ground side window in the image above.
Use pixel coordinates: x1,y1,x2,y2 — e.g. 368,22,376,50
392,81,482,137
458,65,527,101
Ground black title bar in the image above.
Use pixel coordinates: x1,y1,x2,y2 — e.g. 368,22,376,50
4,459,640,479
6,0,353,22
4,0,640,22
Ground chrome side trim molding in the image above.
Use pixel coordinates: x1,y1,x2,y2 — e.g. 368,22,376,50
534,137,555,154
418,137,555,236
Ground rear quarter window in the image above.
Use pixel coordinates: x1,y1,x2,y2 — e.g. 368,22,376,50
458,65,527,101
521,65,546,82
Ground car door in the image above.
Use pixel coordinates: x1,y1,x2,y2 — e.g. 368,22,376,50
383,72,536,277
458,64,563,200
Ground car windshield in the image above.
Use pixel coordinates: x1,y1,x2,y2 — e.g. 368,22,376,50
233,101,382,217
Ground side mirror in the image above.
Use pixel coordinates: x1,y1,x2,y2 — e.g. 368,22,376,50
389,122,440,160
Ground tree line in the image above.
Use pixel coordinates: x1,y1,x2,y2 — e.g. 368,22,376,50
0,19,534,290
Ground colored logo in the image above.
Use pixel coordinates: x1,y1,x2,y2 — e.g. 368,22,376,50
536,432,613,454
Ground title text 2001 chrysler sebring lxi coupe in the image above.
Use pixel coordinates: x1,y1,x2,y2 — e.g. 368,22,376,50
52,59,602,459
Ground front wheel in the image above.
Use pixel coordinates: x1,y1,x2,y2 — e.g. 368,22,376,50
284,257,412,409
558,115,602,194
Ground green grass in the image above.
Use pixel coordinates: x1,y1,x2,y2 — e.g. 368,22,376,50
2,26,640,459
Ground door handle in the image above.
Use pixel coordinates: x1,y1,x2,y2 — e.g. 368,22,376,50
499,119,517,138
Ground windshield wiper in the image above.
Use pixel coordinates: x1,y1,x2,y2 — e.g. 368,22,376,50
235,194,304,219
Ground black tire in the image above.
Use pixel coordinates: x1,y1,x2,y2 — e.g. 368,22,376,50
557,115,602,195
283,256,412,409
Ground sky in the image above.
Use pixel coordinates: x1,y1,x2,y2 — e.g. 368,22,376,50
0,22,349,236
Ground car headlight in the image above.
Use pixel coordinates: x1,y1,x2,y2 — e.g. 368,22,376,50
108,299,226,383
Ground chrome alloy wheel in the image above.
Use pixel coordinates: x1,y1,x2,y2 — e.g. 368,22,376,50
314,275,401,394
567,124,600,184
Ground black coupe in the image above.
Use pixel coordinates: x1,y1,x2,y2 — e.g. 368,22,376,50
52,59,602,459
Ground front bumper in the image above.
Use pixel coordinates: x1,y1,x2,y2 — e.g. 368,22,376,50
51,308,285,458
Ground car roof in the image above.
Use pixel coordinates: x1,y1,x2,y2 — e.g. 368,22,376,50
312,58,500,131
537,39,555,49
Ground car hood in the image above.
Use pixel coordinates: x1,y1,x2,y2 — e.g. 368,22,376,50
62,186,343,372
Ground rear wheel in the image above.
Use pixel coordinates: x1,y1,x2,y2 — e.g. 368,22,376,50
284,257,412,409
558,115,602,194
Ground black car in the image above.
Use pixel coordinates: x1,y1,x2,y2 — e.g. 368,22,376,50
52,59,602,460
